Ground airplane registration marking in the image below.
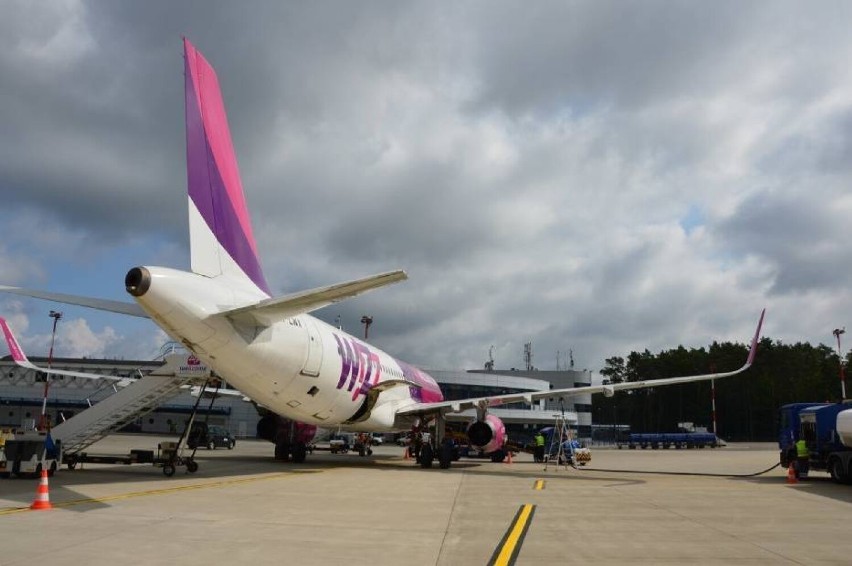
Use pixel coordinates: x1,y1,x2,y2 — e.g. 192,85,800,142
0,471,321,515
488,503,536,566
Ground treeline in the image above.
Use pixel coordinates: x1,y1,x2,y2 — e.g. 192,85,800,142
596,338,851,441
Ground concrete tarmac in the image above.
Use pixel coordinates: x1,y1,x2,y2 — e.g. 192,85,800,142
2,435,852,565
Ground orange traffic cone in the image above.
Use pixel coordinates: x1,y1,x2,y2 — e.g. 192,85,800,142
786,465,798,485
30,469,53,510
505,450,513,464
403,446,410,460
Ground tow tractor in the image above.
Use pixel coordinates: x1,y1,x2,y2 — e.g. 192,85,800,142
0,429,61,478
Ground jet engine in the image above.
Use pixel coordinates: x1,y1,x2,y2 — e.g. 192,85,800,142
465,413,507,455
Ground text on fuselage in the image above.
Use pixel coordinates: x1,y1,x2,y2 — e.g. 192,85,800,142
333,334,382,401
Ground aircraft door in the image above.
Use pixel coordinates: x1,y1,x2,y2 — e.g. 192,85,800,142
300,318,323,377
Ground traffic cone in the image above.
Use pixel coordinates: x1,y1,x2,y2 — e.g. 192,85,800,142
505,451,513,464
30,469,53,510
786,465,798,485
403,446,410,460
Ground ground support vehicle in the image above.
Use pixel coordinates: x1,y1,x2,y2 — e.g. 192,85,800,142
153,441,198,477
621,432,721,449
779,401,852,484
1,435,60,478
543,440,591,466
64,449,156,469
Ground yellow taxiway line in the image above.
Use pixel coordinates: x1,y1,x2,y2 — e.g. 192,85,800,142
488,503,536,566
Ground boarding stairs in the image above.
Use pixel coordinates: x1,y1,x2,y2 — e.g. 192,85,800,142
51,354,208,456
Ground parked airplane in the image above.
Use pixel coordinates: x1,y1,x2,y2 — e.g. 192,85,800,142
0,38,765,469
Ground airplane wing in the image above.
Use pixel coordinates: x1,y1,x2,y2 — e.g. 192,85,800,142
0,316,131,384
215,270,408,326
0,286,148,318
396,309,765,417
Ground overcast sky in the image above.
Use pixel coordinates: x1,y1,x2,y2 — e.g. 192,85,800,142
1,1,850,375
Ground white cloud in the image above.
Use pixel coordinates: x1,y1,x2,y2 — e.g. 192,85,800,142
0,1,850,375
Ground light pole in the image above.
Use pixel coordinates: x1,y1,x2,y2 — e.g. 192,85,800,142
39,310,63,431
360,316,373,340
834,327,846,401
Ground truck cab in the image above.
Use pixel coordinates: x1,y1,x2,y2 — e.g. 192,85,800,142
778,403,829,468
779,402,852,483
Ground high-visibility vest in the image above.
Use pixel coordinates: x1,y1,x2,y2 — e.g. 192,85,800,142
796,439,808,458
535,435,545,447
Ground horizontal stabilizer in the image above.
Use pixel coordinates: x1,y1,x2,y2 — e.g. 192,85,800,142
217,270,408,326
0,286,148,318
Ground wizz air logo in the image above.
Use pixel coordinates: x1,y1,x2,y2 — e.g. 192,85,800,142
334,334,382,401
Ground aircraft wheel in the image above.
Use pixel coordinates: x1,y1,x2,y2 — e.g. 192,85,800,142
490,449,505,463
186,460,199,473
420,443,434,468
439,443,453,469
292,443,307,464
163,464,176,477
275,441,290,461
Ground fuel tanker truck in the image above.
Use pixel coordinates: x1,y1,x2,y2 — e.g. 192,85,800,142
779,401,852,484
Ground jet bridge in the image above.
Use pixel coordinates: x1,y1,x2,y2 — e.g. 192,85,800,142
51,353,210,459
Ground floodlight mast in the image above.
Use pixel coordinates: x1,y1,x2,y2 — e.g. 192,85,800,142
834,327,846,401
39,310,63,431
361,315,373,340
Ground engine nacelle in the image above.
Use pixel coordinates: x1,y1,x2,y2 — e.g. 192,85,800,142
466,413,507,454
256,414,317,445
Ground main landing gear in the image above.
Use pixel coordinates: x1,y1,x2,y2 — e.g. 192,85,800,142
416,414,454,470
274,440,309,463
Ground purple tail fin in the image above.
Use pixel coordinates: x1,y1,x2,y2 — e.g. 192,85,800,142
184,38,270,295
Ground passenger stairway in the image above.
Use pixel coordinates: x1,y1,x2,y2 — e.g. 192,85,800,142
52,353,209,456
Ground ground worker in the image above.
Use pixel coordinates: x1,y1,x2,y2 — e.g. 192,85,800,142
795,437,809,479
534,431,545,463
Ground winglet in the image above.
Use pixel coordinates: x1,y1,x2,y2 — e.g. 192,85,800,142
0,317,29,364
746,308,765,367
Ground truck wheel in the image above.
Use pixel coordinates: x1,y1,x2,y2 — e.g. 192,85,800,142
829,457,849,484
207,441,215,450
163,464,176,477
186,460,199,473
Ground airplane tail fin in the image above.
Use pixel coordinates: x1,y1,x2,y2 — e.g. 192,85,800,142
0,317,128,383
0,317,30,365
183,38,270,296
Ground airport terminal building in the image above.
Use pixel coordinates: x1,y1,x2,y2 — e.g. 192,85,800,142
0,356,594,442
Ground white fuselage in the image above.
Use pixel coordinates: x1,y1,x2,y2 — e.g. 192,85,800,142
132,267,431,431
